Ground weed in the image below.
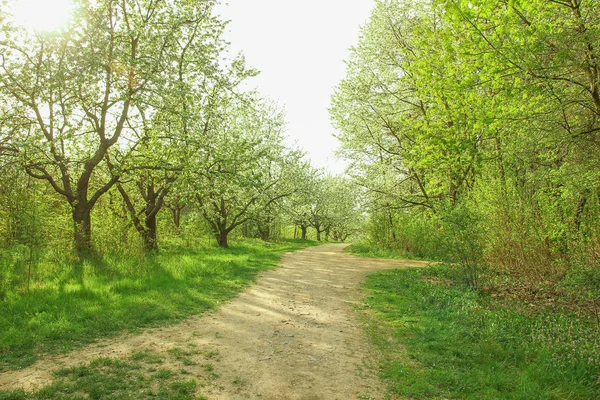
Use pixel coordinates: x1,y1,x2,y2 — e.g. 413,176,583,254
130,350,165,364
153,368,175,379
202,363,220,380
232,376,246,386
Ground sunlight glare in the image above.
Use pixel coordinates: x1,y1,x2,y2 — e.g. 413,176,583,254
10,0,74,32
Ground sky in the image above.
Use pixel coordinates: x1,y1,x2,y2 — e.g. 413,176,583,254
8,0,73,31
215,1,374,174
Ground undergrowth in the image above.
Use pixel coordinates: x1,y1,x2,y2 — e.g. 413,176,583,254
346,242,414,260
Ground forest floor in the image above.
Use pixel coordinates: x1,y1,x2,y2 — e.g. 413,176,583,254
0,244,429,399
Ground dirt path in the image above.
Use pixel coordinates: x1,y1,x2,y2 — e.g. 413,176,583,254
0,244,428,399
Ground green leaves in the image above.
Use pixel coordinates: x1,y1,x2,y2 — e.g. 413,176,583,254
0,0,313,252
180,92,303,246
332,0,600,284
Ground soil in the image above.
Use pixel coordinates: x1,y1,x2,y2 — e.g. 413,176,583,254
0,244,429,399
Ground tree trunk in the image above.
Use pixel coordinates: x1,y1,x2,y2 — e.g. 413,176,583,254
259,227,270,241
72,202,93,258
217,230,228,248
386,205,397,242
572,193,587,232
117,183,165,251
172,206,181,229
301,225,307,240
143,212,159,250
316,229,321,242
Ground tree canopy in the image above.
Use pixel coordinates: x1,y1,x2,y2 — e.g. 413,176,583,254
331,0,600,280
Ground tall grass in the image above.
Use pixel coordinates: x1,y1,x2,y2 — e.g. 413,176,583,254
0,239,314,371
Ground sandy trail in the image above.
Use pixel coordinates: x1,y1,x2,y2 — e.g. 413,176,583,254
0,244,428,399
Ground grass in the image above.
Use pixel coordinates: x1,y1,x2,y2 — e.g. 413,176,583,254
0,350,208,399
0,238,315,372
360,265,600,399
346,242,414,260
167,347,200,366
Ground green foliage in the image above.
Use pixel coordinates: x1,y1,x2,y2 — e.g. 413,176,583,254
184,94,303,247
0,239,314,372
332,0,600,303
361,266,600,399
436,200,486,288
362,210,440,259
346,242,410,260
0,0,325,257
358,199,484,269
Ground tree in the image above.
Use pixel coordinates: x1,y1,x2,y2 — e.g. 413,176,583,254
0,0,223,257
331,0,481,223
326,178,364,242
332,0,600,276
113,7,226,251
283,163,320,240
250,156,306,242
432,0,600,271
304,176,362,242
188,94,297,247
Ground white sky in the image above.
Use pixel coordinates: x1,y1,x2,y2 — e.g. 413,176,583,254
215,1,373,174
8,0,73,31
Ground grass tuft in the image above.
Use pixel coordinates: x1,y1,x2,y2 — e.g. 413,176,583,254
0,351,202,399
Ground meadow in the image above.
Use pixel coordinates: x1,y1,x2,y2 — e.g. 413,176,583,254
0,239,314,372
351,245,600,399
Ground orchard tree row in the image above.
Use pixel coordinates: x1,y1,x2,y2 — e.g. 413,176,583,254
332,0,600,288
0,0,359,261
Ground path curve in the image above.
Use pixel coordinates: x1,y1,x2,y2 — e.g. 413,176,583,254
0,244,429,399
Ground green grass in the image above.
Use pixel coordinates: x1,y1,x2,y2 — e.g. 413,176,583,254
0,350,207,399
346,242,413,260
0,239,315,372
361,265,600,399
